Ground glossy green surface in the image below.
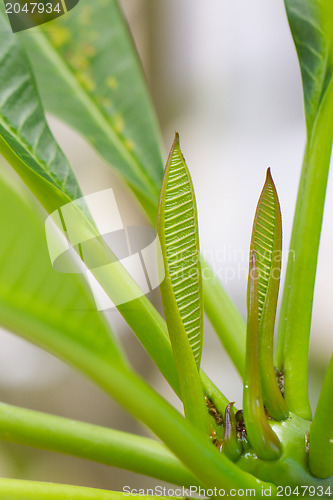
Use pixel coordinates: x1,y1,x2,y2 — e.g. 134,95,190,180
239,413,333,493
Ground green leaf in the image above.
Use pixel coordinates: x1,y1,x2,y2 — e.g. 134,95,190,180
158,136,203,369
285,0,333,136
20,0,163,222
243,252,281,461
0,172,127,380
250,169,281,325
249,169,288,421
275,0,333,419
0,12,82,214
158,134,208,433
309,355,333,479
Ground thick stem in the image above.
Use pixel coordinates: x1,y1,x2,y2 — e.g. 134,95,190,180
309,355,333,478
275,79,333,419
0,402,198,487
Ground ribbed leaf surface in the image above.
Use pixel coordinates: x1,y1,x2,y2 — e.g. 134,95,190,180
158,135,208,432
0,12,81,212
249,168,282,324
248,169,288,421
160,135,203,366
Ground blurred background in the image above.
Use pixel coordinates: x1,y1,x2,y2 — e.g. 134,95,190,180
0,0,332,491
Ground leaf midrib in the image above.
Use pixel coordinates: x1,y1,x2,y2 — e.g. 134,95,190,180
0,111,72,198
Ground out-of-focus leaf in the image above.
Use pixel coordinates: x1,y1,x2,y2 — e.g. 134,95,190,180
0,12,81,214
20,0,163,222
0,172,127,377
158,134,208,433
285,0,333,136
0,11,129,375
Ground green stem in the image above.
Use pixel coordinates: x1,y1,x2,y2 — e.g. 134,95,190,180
275,78,333,420
0,479,177,499
62,351,271,493
200,370,229,414
0,402,198,487
201,258,246,376
309,355,333,479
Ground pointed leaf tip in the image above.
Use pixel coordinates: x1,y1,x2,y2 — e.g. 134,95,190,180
223,402,242,462
250,169,282,324
157,137,208,433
